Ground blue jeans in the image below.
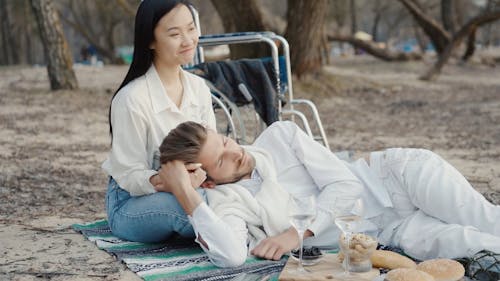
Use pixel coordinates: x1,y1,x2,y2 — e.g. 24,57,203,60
105,177,199,242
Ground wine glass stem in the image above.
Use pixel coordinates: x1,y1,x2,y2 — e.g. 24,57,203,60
298,230,305,272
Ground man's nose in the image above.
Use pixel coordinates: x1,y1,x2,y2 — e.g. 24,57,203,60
226,147,242,160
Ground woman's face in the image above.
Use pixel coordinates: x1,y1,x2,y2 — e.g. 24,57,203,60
150,4,198,67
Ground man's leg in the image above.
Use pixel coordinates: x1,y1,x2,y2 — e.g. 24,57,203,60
106,177,195,242
401,148,499,236
392,210,500,260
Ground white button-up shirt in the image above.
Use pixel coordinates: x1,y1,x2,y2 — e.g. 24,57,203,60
188,122,391,267
102,65,216,196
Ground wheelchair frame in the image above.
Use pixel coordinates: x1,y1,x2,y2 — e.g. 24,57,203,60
189,7,330,149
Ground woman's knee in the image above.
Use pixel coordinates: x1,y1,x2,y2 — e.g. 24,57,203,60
109,192,194,242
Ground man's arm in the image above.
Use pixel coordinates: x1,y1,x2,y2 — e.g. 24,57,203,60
158,161,248,267
251,227,314,260
189,204,249,267
254,121,364,238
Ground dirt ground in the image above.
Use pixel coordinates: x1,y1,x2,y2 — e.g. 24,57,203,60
0,55,499,280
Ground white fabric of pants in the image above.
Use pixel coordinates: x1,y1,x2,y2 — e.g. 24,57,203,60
372,148,500,260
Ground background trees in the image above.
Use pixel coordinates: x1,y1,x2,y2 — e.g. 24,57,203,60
2,0,500,85
30,0,77,90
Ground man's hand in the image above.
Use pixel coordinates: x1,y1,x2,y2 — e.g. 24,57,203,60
150,174,164,190
153,162,207,192
251,227,300,260
186,163,207,188
156,160,192,193
156,160,203,215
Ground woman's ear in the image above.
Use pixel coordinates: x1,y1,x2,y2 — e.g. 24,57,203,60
200,180,215,189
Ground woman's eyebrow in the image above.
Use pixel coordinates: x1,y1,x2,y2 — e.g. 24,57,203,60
167,21,195,32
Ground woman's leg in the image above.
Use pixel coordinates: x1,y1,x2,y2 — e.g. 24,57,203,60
106,177,195,243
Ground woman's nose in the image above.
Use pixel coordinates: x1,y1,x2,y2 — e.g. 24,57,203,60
181,34,195,46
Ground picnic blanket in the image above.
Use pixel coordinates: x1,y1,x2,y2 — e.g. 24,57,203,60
73,220,498,281
72,220,287,281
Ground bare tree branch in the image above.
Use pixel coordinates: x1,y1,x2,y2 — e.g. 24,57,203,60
421,9,500,80
327,34,422,61
116,0,136,17
397,0,451,54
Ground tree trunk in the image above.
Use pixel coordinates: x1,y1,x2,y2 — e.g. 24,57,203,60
371,0,382,42
483,0,497,47
210,0,269,59
0,0,20,65
350,0,362,54
441,0,457,33
30,0,78,90
285,0,329,77
461,25,477,62
397,0,451,54
350,0,357,35
413,22,428,53
24,0,36,65
421,9,500,81
328,34,422,61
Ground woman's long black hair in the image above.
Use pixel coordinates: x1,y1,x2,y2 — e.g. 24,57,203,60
109,0,192,140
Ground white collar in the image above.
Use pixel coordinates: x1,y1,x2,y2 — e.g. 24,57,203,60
145,65,199,114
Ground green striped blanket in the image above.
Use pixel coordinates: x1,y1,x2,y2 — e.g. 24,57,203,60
73,220,287,281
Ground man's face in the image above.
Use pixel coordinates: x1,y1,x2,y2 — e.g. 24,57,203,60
197,130,255,185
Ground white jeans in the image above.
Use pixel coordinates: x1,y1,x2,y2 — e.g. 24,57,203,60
371,148,500,260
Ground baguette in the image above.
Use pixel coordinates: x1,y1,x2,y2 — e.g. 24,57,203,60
371,250,417,269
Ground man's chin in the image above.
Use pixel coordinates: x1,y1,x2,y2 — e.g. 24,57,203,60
215,172,252,185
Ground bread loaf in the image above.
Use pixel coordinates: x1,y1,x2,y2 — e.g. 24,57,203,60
385,268,435,281
416,259,465,281
371,250,417,269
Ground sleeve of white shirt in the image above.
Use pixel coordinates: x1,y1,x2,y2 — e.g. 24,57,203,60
109,96,157,196
188,203,249,268
276,121,364,237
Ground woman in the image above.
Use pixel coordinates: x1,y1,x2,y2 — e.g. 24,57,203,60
103,0,215,243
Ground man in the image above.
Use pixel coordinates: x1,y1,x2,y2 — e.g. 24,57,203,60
158,121,500,268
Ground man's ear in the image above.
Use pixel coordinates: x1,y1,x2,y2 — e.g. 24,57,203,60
200,180,215,189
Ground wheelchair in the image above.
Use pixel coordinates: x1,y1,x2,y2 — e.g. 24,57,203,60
186,6,329,149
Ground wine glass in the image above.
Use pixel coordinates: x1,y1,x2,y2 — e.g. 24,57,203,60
332,196,364,279
288,194,316,274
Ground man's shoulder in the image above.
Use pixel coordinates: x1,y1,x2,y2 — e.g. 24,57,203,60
259,121,297,138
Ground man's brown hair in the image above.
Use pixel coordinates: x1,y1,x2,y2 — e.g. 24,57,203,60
159,121,207,164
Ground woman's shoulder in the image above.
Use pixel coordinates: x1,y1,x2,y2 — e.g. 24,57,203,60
113,75,149,105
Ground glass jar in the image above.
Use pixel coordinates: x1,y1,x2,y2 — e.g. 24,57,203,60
339,232,377,272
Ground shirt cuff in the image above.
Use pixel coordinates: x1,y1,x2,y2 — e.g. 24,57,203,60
188,202,221,231
308,208,331,238
188,202,223,250
138,170,158,196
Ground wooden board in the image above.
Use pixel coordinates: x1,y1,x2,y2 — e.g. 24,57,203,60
279,253,380,281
